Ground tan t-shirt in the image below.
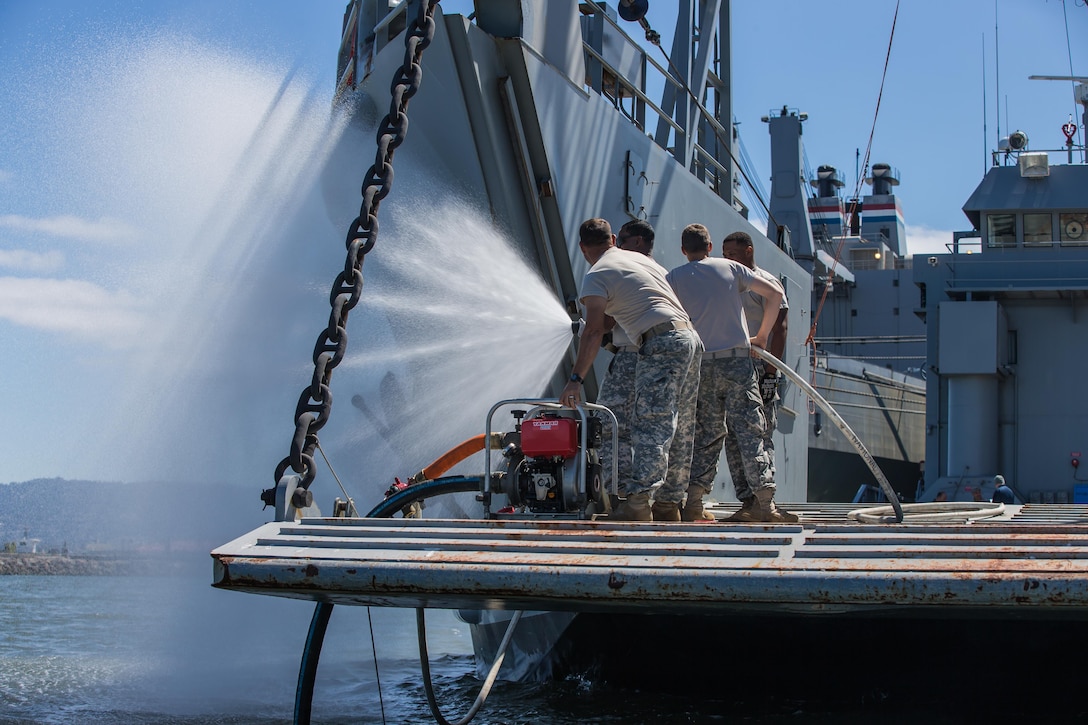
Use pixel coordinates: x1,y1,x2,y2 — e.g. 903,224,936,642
580,247,689,342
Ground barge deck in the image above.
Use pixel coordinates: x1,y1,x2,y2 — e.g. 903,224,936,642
212,502,1088,618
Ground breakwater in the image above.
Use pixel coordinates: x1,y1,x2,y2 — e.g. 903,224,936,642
0,553,131,576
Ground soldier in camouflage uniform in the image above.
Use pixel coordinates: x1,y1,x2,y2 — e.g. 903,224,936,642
596,220,656,496
667,224,796,523
721,230,789,520
559,218,700,521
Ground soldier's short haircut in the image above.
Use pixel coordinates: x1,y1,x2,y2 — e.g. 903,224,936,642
579,218,613,247
723,230,754,247
681,223,712,252
618,219,655,248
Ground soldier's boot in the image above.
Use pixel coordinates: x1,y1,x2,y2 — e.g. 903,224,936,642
611,492,652,521
752,488,799,523
723,496,757,522
651,499,681,521
681,485,715,521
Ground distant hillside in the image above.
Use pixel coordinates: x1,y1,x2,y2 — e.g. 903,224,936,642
0,478,278,553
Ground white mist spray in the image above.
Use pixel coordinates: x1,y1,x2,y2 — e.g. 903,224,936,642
31,39,576,508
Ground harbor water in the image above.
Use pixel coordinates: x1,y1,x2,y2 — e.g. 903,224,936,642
5,563,1088,724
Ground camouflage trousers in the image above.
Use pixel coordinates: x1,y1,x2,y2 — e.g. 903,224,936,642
628,328,702,503
689,355,774,499
724,384,778,499
596,349,637,494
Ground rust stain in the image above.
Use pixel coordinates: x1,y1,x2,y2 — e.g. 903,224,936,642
607,571,626,590
304,564,320,577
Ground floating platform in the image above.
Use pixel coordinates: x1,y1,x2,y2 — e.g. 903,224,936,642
211,502,1088,618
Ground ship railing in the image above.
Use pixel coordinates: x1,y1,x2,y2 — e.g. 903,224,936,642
579,2,733,199
339,1,735,198
927,255,1088,296
338,0,740,201
815,335,927,345
944,230,1088,255
581,43,683,139
990,146,1086,167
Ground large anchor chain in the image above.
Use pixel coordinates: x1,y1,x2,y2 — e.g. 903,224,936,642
262,0,440,511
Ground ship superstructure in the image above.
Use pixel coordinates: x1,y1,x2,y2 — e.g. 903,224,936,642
764,108,926,500
914,82,1088,504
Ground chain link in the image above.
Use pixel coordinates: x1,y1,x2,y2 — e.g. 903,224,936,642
272,0,440,490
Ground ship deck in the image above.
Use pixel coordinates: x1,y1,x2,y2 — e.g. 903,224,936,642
211,502,1088,618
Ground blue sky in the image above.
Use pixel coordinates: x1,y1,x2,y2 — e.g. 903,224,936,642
1,0,1085,484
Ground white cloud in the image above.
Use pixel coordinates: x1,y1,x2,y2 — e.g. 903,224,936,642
0,249,64,273
0,214,138,244
0,276,145,345
905,224,957,256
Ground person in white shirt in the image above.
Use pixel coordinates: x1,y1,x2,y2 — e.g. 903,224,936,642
559,218,702,521
595,219,656,498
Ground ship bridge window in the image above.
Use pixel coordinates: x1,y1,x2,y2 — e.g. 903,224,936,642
1060,212,1088,246
986,213,1016,248
1023,212,1054,246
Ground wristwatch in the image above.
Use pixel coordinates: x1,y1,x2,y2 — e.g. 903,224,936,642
569,373,584,384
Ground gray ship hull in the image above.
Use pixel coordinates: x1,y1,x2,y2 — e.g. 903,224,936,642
808,356,925,501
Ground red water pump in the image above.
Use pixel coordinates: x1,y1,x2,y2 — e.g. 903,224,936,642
487,401,616,518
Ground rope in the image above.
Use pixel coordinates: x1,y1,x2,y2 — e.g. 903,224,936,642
315,440,358,515
367,607,388,724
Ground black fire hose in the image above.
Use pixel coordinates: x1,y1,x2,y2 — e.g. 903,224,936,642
294,475,485,724
365,476,485,517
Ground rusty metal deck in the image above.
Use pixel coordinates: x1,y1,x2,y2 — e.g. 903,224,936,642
211,503,1088,617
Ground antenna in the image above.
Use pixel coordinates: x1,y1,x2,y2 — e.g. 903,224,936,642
982,32,988,171
995,0,1000,150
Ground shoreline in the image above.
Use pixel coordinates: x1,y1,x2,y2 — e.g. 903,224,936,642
0,552,191,576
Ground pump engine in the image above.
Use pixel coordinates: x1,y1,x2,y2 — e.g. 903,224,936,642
490,403,614,518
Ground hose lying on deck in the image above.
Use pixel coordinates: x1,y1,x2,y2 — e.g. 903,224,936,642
849,501,1006,524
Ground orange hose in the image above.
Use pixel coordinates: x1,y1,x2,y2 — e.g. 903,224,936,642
409,433,504,483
